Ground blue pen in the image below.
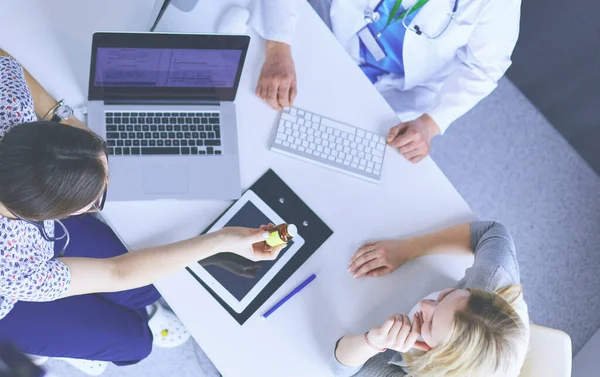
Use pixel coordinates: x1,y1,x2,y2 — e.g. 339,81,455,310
262,274,317,319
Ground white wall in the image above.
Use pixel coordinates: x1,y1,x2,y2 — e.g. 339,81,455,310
572,328,600,377
0,0,158,109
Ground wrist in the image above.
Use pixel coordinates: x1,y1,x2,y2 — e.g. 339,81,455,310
420,113,440,138
364,332,387,352
265,40,291,58
193,231,224,260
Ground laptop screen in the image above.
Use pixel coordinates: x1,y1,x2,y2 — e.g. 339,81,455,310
94,48,242,88
88,33,250,102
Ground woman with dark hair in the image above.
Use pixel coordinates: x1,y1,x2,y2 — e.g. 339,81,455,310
0,48,282,369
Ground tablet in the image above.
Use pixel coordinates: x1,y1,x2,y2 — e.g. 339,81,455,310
187,190,305,313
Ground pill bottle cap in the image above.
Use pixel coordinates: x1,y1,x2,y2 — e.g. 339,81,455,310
287,224,298,237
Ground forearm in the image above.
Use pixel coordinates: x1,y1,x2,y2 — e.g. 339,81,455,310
113,233,222,288
404,223,472,260
334,334,379,367
60,232,223,297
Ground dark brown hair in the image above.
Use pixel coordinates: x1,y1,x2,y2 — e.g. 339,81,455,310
0,121,108,220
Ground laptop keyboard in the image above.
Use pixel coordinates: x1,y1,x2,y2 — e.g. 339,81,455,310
104,111,222,156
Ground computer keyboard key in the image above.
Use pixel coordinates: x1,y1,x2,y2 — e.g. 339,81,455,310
197,140,204,146
115,147,122,155
207,147,214,154
133,140,140,146
123,148,131,155
125,140,132,147
181,140,188,146
118,125,125,131
200,132,207,138
173,140,180,146
106,132,119,139
181,147,190,154
141,147,180,155
191,147,198,154
215,150,222,155
149,140,157,146
117,140,124,146
174,125,182,131
132,148,140,155
157,140,164,146
198,150,206,155
107,147,114,155
201,117,208,124
206,125,212,131
205,139,221,146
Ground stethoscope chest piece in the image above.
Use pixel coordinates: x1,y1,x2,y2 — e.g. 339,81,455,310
364,8,381,24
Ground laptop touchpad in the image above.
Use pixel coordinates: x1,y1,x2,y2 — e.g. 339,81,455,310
143,163,189,195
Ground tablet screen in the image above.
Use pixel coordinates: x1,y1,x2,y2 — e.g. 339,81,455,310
198,201,295,301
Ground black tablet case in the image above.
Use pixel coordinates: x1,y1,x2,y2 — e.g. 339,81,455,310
186,169,333,325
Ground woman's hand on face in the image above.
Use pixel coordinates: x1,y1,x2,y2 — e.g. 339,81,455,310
348,240,410,278
367,313,431,353
215,224,285,262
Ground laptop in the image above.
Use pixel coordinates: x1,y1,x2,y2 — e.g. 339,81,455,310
87,32,250,201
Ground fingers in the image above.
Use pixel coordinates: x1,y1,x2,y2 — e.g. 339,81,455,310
348,247,378,274
353,259,387,278
365,266,391,277
265,85,280,110
397,314,413,348
387,124,415,149
349,243,375,266
398,313,430,352
410,155,426,164
379,315,396,334
388,314,403,337
386,123,407,144
277,82,292,108
413,340,432,352
290,80,298,104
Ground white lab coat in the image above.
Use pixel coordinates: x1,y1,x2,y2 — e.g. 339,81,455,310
251,0,521,133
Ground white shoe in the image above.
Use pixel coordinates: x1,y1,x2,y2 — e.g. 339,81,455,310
147,302,191,348
26,354,49,366
55,358,108,376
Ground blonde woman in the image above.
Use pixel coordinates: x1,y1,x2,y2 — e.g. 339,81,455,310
336,222,530,377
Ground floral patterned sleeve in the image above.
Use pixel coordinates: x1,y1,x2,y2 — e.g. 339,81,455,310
0,56,71,318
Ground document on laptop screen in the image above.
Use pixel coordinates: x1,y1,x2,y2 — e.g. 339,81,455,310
94,48,242,88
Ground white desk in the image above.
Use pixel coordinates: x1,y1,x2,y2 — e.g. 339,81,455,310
2,1,475,376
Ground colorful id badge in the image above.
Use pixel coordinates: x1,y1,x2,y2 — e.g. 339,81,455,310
358,26,387,62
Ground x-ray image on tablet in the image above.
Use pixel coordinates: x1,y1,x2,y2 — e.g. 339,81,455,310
187,190,305,313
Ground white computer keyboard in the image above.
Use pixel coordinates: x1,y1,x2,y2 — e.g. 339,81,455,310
270,107,386,183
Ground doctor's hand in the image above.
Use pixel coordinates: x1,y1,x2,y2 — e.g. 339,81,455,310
255,40,297,110
348,240,411,278
367,313,431,352
387,114,440,163
215,225,285,262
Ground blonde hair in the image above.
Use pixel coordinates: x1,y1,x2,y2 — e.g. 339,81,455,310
404,285,528,377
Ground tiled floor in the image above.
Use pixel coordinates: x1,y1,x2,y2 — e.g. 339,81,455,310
44,78,600,376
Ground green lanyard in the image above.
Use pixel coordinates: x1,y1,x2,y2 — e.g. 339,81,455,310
386,0,430,27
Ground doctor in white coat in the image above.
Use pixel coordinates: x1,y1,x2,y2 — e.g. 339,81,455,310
251,0,521,163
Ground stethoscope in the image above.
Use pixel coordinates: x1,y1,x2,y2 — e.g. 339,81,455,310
7,209,71,257
364,0,460,40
